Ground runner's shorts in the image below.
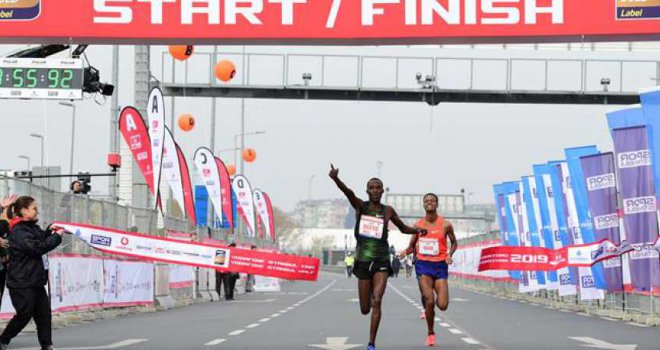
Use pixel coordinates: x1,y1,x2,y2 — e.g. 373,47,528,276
353,260,393,280
415,260,449,280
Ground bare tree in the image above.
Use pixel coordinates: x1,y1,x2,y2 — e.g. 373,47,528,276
272,206,303,253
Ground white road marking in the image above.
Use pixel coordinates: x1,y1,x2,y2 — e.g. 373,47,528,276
228,330,245,336
434,317,441,321
204,339,226,346
280,310,288,313
462,338,480,345
348,298,359,302
439,322,451,327
247,323,260,328
309,337,361,350
569,336,637,350
577,313,591,317
231,298,276,303
271,313,281,317
14,339,150,350
559,309,571,313
452,298,470,302
627,322,649,328
600,317,617,322
259,318,271,322
287,306,294,310
449,328,463,334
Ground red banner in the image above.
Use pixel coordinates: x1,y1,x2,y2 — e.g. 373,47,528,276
118,107,156,196
263,191,276,241
215,157,234,229
478,238,660,272
55,222,320,282
176,142,197,226
1,1,660,44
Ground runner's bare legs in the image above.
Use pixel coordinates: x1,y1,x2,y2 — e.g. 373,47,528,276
369,272,388,345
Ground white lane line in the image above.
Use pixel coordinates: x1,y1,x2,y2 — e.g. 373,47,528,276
577,313,591,317
259,318,271,323
439,322,451,327
627,322,650,327
271,313,281,318
530,303,540,306
280,310,288,313
448,328,463,335
16,339,150,350
204,339,226,346
228,330,245,336
434,317,441,321
462,337,480,345
246,323,260,329
559,309,571,313
600,317,617,322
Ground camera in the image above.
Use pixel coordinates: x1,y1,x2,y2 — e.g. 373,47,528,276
83,66,115,96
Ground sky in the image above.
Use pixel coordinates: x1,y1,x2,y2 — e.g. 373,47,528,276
1,43,658,212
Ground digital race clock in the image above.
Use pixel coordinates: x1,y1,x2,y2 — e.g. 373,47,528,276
0,58,84,100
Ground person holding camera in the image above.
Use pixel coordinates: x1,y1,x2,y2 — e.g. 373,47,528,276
0,196,65,350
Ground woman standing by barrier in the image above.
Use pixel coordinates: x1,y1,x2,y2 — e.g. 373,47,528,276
0,196,65,350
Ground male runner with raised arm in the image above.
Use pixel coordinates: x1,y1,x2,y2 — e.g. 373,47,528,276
329,164,426,350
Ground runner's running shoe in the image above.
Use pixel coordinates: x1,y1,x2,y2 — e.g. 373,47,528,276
426,334,436,347
367,344,376,350
420,310,426,319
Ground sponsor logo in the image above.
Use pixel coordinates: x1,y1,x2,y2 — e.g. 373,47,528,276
554,230,561,242
586,173,616,191
0,0,40,21
121,237,129,245
155,247,166,254
152,140,160,147
203,169,211,177
201,254,212,259
214,250,227,266
183,252,199,257
91,234,111,247
137,152,148,161
130,135,142,150
163,162,173,169
152,120,159,128
593,213,619,230
572,227,581,240
206,180,215,186
136,245,153,251
559,273,572,285
546,186,553,198
618,150,651,169
616,0,660,20
581,275,595,288
623,196,656,214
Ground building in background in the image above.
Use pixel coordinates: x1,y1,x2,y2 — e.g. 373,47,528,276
293,199,351,229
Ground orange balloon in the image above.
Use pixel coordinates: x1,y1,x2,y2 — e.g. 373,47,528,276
227,164,236,176
169,45,194,61
214,60,236,82
242,148,257,163
178,113,195,132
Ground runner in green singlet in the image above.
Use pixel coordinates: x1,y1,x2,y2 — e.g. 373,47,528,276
329,164,426,350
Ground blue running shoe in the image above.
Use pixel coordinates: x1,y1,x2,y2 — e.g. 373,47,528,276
367,344,376,350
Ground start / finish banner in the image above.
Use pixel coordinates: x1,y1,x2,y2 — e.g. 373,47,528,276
1,1,660,44
53,222,320,282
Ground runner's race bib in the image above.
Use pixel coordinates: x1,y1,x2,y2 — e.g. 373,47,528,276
419,238,439,256
358,215,384,239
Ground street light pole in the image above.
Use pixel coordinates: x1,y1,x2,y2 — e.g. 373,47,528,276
59,102,76,179
29,133,44,168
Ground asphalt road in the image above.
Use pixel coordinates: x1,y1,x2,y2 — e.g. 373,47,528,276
5,272,659,350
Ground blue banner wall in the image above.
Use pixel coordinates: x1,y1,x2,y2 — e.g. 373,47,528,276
532,164,559,285
607,106,645,131
502,181,522,281
522,176,547,287
548,161,578,294
565,146,607,291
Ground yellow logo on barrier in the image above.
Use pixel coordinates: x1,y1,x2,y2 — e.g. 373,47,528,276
0,0,40,21
617,0,660,19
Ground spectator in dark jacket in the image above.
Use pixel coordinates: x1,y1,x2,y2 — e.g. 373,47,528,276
0,194,18,307
0,196,65,350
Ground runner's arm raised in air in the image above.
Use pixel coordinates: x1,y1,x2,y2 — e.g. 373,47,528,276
389,207,427,235
446,221,458,264
328,164,362,210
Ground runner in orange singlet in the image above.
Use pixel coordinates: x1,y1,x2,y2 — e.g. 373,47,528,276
400,193,457,347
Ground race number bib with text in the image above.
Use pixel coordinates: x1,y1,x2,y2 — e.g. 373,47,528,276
358,215,384,239
419,238,439,256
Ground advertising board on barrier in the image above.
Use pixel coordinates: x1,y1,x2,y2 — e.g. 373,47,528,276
54,222,320,281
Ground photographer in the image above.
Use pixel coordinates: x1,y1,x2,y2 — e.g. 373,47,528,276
0,196,65,350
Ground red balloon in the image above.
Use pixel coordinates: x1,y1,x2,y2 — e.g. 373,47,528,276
178,113,195,132
227,164,236,176
169,45,194,61
242,148,257,163
215,60,236,82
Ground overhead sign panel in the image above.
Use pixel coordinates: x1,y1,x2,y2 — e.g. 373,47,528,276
0,1,659,44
